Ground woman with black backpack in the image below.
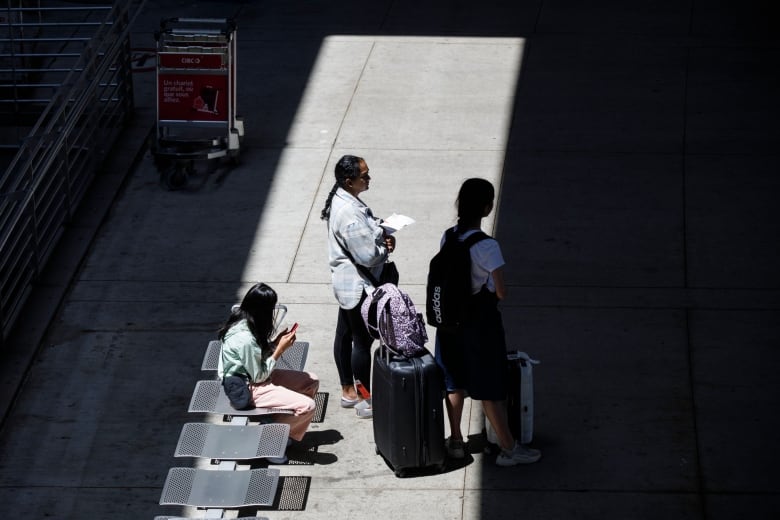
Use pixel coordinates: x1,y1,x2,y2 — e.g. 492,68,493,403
434,178,542,466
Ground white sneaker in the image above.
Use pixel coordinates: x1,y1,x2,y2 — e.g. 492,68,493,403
495,443,541,466
266,453,288,464
355,399,373,419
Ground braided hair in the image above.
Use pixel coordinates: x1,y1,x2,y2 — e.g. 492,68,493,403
320,154,365,221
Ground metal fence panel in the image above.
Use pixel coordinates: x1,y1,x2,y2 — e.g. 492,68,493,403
0,1,143,347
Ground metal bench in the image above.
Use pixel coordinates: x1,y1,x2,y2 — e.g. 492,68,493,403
202,339,310,373
188,379,295,416
159,467,280,508
174,422,290,461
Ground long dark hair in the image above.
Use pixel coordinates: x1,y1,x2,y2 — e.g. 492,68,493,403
218,282,278,351
456,178,494,230
320,154,364,221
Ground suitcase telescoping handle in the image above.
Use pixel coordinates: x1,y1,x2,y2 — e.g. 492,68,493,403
379,306,403,362
507,351,540,365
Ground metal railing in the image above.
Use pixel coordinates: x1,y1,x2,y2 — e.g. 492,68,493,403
1,3,110,137
0,1,144,347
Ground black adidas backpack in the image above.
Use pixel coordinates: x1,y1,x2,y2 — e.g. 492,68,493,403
426,228,489,329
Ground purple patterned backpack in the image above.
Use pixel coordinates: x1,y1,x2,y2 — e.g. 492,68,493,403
361,283,428,357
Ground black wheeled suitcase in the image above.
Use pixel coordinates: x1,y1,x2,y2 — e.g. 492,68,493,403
372,344,447,477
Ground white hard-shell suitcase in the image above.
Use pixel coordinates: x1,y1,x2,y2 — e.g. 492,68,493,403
485,351,539,445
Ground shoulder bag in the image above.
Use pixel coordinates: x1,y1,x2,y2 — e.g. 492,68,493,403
220,340,255,410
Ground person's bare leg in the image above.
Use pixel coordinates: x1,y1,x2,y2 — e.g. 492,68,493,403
482,400,514,451
445,390,466,440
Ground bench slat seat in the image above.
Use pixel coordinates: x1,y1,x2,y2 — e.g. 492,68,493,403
188,380,295,416
159,467,280,508
202,340,309,373
174,422,290,460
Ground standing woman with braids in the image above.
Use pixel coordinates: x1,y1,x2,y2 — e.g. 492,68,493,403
218,283,319,462
434,178,541,466
320,155,396,419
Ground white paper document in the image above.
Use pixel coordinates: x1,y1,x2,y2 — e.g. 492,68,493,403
380,213,415,234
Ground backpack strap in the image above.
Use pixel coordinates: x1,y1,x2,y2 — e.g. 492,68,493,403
365,287,385,339
444,226,490,245
379,298,400,355
462,230,490,248
464,232,491,295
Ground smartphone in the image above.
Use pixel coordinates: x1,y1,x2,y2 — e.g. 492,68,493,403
288,322,299,335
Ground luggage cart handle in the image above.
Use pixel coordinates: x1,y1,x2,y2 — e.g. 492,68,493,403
168,17,233,24
158,17,236,35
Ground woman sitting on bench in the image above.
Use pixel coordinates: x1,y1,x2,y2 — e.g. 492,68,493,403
217,282,319,458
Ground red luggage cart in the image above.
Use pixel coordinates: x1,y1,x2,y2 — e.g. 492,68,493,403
152,18,243,189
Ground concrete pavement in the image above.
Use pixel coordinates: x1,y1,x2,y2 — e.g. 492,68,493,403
1,1,779,518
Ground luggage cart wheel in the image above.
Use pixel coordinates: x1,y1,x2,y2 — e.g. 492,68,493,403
163,162,189,190
228,149,241,166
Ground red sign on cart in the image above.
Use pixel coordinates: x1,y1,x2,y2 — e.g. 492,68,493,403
158,73,228,122
159,52,224,69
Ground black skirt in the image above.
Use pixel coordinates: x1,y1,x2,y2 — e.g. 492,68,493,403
434,288,508,400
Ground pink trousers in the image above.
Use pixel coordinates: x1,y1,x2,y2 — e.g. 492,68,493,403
250,369,319,441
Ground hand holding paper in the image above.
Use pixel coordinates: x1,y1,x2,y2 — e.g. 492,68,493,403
380,213,415,234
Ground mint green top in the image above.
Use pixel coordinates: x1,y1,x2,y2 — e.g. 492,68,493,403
218,319,276,383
